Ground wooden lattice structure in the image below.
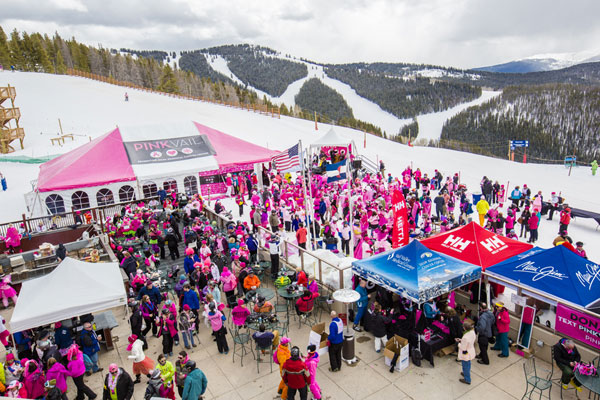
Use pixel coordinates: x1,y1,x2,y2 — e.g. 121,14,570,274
0,85,25,153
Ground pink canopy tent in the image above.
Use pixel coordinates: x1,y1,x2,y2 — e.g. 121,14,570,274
37,129,135,192
36,122,278,194
193,121,278,167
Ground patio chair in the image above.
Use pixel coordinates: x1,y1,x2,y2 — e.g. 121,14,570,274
299,306,318,329
231,327,255,367
316,284,332,320
275,319,289,338
255,338,274,373
521,357,552,400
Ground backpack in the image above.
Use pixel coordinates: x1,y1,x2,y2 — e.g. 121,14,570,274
574,362,597,377
411,347,422,367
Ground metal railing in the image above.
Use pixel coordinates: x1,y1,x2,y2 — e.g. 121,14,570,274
0,196,159,237
358,154,379,174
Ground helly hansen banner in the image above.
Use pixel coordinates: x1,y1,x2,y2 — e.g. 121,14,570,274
392,190,409,248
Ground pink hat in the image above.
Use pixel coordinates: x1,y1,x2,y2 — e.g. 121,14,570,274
6,353,14,361
183,304,190,311
193,262,202,269
237,298,245,306
109,363,119,373
280,337,291,345
185,248,195,256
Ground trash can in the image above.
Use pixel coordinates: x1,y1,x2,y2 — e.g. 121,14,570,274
342,330,356,362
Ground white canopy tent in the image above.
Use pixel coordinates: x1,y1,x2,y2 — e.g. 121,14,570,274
309,127,354,149
10,258,127,332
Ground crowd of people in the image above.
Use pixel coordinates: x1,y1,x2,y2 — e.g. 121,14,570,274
0,147,595,399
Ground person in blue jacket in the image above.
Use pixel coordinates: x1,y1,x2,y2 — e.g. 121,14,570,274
79,322,102,373
183,249,196,274
510,186,522,207
423,299,440,326
182,360,207,400
182,284,200,331
53,322,72,353
246,234,258,264
353,279,369,332
328,311,344,372
137,280,162,305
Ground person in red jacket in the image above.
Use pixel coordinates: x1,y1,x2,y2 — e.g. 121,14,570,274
559,207,571,234
295,290,318,317
296,223,308,249
295,268,308,287
282,346,310,400
491,302,511,357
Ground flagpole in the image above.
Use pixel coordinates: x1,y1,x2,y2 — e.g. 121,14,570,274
306,145,318,250
299,140,313,250
346,147,355,257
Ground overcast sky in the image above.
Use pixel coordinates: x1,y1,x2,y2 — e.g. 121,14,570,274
2,0,599,68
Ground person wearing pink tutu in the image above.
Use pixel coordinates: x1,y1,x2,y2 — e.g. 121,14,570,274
126,334,154,384
0,274,18,308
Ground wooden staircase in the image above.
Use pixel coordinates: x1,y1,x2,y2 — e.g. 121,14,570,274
0,85,25,153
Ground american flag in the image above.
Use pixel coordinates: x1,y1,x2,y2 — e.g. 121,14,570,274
272,143,300,171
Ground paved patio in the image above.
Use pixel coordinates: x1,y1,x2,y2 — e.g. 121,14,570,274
1,286,586,400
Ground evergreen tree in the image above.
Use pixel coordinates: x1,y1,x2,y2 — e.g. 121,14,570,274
0,27,11,68
55,50,67,74
157,64,179,93
31,34,53,72
9,29,24,69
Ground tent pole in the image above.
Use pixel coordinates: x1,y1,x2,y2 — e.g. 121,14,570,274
10,332,16,356
306,147,317,251
299,141,312,250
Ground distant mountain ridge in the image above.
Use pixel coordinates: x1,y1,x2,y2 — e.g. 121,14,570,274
475,51,600,73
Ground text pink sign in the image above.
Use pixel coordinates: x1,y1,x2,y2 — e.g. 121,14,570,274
555,304,600,350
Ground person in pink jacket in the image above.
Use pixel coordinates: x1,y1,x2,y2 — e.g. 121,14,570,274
46,357,71,395
304,345,321,399
491,302,511,357
158,310,178,357
231,299,250,328
527,212,539,243
207,303,229,354
220,267,237,307
67,344,97,400
23,360,46,399
457,319,476,385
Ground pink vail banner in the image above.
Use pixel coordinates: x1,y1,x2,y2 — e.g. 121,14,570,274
555,304,600,350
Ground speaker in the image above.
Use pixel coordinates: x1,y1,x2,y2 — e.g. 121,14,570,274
352,160,362,169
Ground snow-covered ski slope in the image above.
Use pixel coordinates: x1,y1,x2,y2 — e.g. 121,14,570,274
0,71,598,260
204,52,498,138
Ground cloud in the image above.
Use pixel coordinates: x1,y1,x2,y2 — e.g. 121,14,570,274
1,0,599,68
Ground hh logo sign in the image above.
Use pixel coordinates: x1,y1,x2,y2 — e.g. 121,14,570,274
480,236,508,254
442,235,471,252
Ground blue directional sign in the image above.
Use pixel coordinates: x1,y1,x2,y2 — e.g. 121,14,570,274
510,140,529,149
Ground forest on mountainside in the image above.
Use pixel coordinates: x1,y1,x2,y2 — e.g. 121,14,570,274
295,78,353,121
438,84,600,163
205,44,308,97
0,28,385,138
177,50,233,84
325,65,481,118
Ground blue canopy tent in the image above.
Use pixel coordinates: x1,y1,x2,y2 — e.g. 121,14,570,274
495,246,547,264
486,245,600,309
352,240,482,304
